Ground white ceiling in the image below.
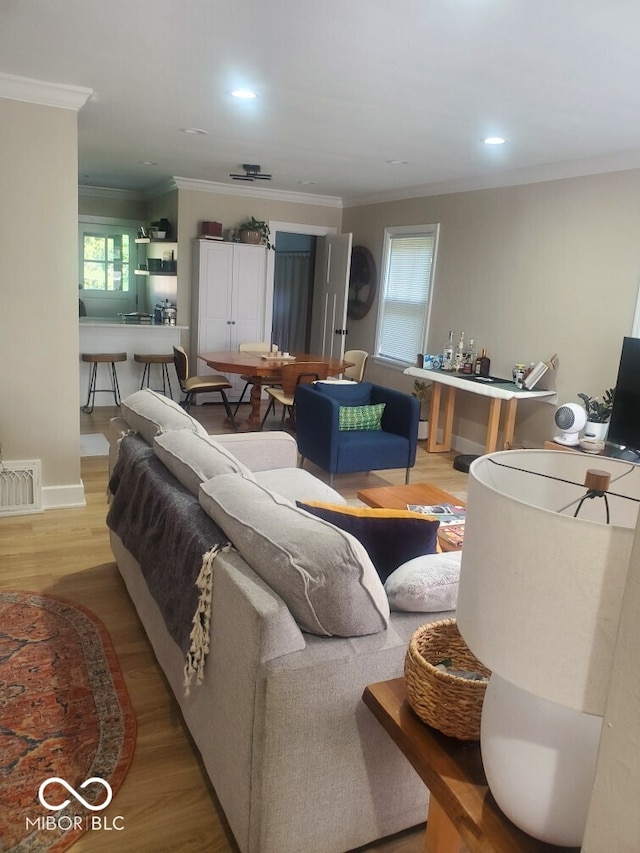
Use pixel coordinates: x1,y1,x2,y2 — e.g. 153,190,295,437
3,0,640,205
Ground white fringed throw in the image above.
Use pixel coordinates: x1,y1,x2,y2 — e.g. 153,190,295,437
184,541,232,694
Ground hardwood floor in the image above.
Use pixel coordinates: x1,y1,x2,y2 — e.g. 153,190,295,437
1,403,468,853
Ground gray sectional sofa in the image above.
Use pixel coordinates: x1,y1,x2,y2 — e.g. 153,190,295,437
106,389,455,853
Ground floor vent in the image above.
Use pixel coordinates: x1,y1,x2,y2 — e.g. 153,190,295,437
0,460,43,516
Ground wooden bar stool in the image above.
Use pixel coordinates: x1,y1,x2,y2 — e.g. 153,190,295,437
81,352,127,413
134,353,174,399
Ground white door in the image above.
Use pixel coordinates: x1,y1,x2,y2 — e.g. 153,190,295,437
309,233,353,358
196,241,234,366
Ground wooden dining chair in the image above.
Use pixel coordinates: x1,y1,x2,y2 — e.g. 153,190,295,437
260,361,329,430
173,345,235,420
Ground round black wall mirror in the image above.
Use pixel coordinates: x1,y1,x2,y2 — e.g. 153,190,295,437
348,246,377,320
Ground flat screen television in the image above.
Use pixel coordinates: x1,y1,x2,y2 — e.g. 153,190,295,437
607,336,640,458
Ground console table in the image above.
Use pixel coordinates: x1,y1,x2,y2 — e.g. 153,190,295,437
404,367,556,454
362,678,579,853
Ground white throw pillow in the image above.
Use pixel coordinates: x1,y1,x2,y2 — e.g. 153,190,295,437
384,551,462,612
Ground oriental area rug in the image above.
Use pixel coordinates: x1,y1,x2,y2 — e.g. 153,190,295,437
0,591,136,852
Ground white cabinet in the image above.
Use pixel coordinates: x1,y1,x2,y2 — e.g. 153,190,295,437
192,239,268,399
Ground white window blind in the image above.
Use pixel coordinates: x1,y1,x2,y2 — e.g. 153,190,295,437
375,226,438,366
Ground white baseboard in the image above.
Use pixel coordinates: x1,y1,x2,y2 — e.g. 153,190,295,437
451,434,485,457
42,482,86,510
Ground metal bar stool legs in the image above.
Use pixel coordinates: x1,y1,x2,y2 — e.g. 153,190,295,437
134,353,174,399
81,352,127,413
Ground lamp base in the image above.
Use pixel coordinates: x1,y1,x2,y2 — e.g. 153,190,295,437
552,433,581,445
481,674,602,847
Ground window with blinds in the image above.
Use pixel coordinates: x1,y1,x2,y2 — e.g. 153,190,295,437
375,225,439,367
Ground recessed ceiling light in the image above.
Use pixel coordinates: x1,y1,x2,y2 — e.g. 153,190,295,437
484,137,506,145
298,180,316,185
231,88,257,99
140,160,159,166
386,159,410,165
181,127,208,135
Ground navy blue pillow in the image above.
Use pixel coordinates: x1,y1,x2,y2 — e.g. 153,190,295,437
296,500,440,582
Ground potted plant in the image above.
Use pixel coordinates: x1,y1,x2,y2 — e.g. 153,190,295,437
577,388,615,441
239,217,274,249
412,379,432,440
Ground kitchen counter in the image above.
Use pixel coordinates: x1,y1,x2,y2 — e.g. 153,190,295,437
80,316,188,329
79,319,189,403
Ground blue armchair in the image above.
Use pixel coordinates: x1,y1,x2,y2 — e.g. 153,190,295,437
295,381,420,484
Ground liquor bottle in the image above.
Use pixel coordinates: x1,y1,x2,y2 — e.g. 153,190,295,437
463,338,476,374
455,332,465,372
474,348,491,377
443,330,454,371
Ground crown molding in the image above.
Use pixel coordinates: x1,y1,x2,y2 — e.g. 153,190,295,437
78,184,145,201
343,149,640,208
0,72,92,111
170,176,343,208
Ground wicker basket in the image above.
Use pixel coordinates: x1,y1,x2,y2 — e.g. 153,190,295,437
404,618,491,740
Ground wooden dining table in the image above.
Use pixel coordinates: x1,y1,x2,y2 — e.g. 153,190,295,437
198,350,354,429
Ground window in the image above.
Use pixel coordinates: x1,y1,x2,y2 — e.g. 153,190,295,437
82,233,130,291
374,224,439,367
78,221,139,298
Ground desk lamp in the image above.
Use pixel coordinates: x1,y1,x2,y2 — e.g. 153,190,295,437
456,449,640,846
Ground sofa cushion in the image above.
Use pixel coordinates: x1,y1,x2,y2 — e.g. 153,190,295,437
153,430,255,496
296,502,440,583
338,403,385,431
384,551,462,612
199,474,389,637
121,389,207,445
254,468,347,505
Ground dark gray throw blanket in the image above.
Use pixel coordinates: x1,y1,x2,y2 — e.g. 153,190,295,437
107,433,230,692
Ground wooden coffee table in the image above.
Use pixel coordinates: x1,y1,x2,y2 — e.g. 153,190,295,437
363,678,579,853
357,482,465,551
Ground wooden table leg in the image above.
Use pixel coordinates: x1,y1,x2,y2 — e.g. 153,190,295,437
502,397,518,450
425,797,468,853
427,383,455,453
243,380,264,431
485,398,502,453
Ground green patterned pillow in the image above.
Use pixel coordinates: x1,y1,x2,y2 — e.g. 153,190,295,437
338,402,385,431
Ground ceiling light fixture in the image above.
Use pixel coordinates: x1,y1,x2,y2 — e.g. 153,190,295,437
229,163,272,182
386,159,410,165
231,88,257,100
484,136,506,145
181,127,208,135
140,160,159,166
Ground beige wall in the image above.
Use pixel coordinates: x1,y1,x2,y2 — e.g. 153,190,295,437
78,192,146,221
0,97,82,501
343,171,640,449
176,188,342,346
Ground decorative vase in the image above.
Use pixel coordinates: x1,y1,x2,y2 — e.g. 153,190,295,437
584,421,609,442
417,420,429,440
240,229,262,245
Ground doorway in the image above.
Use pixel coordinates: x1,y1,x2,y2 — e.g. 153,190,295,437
271,232,316,352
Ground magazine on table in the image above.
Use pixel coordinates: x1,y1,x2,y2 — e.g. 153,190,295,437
406,503,466,526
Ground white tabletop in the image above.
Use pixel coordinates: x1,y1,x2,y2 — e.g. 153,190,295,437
404,366,557,402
